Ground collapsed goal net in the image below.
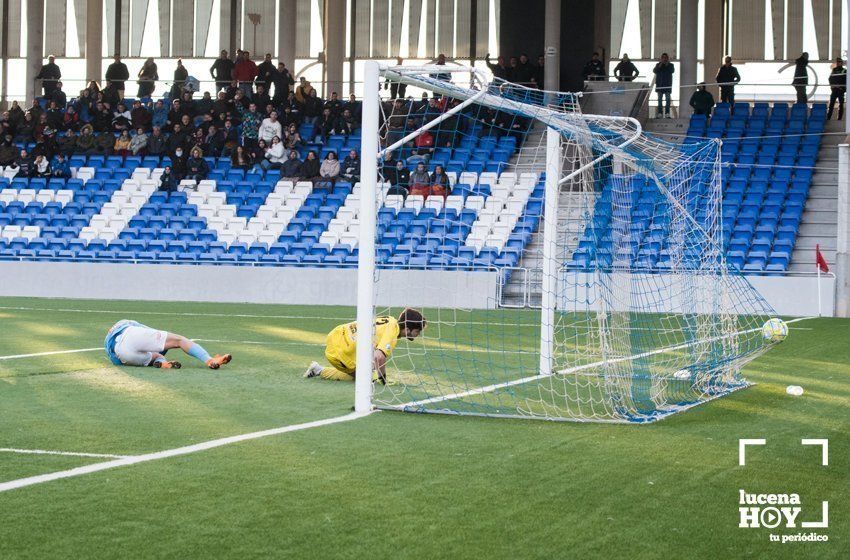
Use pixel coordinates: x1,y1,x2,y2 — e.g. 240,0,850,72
354,63,778,423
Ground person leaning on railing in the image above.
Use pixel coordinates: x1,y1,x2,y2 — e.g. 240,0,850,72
828,57,846,121
613,54,638,82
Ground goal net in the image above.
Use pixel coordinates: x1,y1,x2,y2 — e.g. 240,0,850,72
355,63,778,423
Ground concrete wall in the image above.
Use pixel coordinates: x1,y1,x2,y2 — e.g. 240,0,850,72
0,261,835,317
0,262,501,309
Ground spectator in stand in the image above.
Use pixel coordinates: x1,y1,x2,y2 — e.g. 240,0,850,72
316,151,340,189
614,54,638,81
341,149,360,182
13,149,33,177
158,166,178,193
303,90,323,125
256,53,277,91
112,103,132,132
131,100,152,131
91,102,113,132
534,55,545,89
234,51,258,98
50,81,67,108
230,145,253,171
105,54,130,100
512,54,536,85
14,112,35,142
136,58,158,98
485,53,509,80
222,119,240,154
260,136,286,170
317,108,338,141
113,130,132,156
33,154,51,177
248,139,267,169
167,123,189,155
273,62,295,105
253,84,272,111
433,53,452,82
95,129,115,155
195,91,214,115
44,101,64,130
179,114,196,137
57,128,77,155
279,149,302,180
325,92,343,115
582,52,605,82
170,59,188,99
171,147,187,179
715,56,741,107
152,100,168,129
793,52,809,104
406,148,428,167
689,83,715,116
203,125,225,157
408,161,431,195
130,127,148,155
238,102,262,150
36,55,62,97
828,57,846,120
284,123,305,150
295,77,313,105
385,57,408,99
430,165,450,197
653,53,675,118
259,110,283,143
76,124,97,154
387,160,410,197
0,136,17,166
343,93,361,121
147,126,166,156
185,148,210,181
210,50,235,93
299,150,321,182
336,109,357,138
51,153,71,178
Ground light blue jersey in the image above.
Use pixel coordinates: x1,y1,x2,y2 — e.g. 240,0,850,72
104,320,144,365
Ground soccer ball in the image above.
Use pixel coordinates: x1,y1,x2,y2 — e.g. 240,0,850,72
762,318,788,342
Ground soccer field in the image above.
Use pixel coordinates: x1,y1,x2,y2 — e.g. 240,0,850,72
0,297,847,559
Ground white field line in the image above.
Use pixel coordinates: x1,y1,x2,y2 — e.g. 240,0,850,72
0,411,372,493
0,448,131,459
0,348,101,360
389,317,816,410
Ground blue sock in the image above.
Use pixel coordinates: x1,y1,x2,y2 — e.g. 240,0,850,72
187,342,212,364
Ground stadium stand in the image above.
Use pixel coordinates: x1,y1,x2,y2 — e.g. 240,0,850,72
569,102,826,274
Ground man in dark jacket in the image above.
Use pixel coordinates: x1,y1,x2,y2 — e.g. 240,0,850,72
485,53,509,80
614,54,639,81
210,50,235,93
715,56,741,106
512,54,537,85
36,55,62,97
582,53,605,82
793,52,809,104
689,83,715,116
147,126,167,156
828,57,846,120
105,55,130,99
273,62,295,104
256,53,277,91
653,53,675,117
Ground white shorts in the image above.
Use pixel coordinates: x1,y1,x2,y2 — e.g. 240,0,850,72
114,326,168,366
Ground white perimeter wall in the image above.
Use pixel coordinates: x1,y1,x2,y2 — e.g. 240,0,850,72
0,262,835,317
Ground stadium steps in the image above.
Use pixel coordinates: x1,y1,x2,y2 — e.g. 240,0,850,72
642,117,690,143
787,121,842,272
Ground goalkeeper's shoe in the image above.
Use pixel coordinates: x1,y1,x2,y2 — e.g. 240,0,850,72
155,360,182,369
206,354,232,370
303,361,323,378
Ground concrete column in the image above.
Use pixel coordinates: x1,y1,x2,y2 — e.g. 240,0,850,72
86,0,103,84
278,0,297,71
679,0,698,116
594,0,612,70
24,0,44,105
703,0,725,98
836,144,850,317
323,0,346,97
543,0,560,92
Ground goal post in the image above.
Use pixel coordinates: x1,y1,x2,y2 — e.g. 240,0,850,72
355,62,780,422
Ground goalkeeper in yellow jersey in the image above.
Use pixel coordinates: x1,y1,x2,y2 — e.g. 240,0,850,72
304,308,426,384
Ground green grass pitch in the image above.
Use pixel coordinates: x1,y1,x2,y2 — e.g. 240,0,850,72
0,296,847,559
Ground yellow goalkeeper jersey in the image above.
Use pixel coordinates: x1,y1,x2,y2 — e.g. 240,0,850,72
325,316,400,372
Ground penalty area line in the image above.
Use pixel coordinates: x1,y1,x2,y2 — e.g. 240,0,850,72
0,347,101,361
0,411,372,493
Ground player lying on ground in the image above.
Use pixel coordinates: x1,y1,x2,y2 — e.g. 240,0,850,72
104,320,232,369
304,308,426,384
